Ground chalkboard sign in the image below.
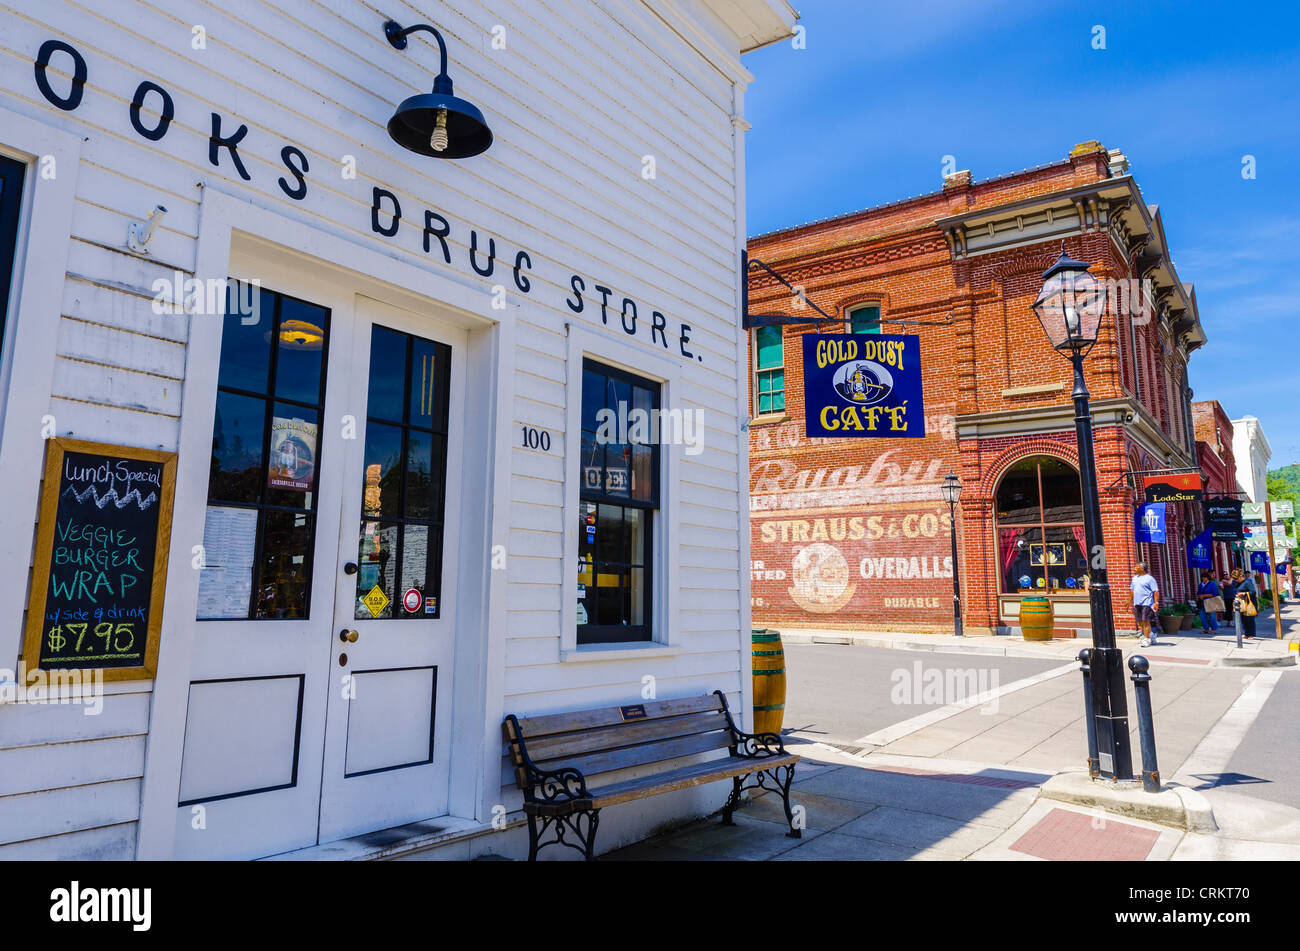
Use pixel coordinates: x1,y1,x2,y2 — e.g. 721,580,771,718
22,439,176,681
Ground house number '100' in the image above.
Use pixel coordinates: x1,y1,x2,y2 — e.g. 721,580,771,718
521,426,551,451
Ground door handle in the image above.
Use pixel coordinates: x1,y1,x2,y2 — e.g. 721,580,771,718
339,629,359,643
343,562,359,575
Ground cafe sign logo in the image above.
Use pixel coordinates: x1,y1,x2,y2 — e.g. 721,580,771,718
802,335,925,439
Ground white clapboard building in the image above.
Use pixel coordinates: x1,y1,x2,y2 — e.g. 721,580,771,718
0,0,796,860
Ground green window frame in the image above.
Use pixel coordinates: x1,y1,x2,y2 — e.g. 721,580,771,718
754,325,784,415
848,304,881,335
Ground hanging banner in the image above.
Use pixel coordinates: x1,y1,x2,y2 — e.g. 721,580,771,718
1134,502,1166,543
1143,472,1203,503
1186,528,1213,569
801,334,925,439
1250,551,1270,573
1203,497,1244,540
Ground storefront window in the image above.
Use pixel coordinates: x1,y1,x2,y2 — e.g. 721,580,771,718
578,360,657,643
754,325,784,414
353,326,451,619
0,155,23,357
197,282,329,619
995,456,1088,595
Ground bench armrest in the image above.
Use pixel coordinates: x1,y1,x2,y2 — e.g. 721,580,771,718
711,689,790,758
504,714,592,805
730,730,789,759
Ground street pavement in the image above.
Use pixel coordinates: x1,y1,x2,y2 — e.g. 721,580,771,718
607,611,1300,861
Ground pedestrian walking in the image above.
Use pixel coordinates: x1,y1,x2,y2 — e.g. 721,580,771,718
1131,561,1160,648
1195,570,1222,633
1231,568,1259,641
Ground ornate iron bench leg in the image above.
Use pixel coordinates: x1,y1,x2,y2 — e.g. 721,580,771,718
721,775,744,826
771,762,801,838
526,813,542,861
582,810,601,861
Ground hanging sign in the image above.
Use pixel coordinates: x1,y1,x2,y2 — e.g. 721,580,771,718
1250,551,1270,573
1134,502,1167,543
22,439,176,681
1187,528,1213,570
1203,497,1244,540
1243,500,1294,521
1143,472,1202,503
801,334,925,439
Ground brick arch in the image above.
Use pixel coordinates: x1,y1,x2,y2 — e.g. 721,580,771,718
973,440,1081,501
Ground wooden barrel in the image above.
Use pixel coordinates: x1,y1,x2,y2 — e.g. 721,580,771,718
1020,596,1054,641
751,629,787,735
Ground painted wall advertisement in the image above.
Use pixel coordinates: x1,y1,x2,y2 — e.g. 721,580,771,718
750,508,954,618
801,334,925,438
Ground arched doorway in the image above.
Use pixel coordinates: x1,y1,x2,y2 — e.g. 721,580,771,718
995,456,1090,602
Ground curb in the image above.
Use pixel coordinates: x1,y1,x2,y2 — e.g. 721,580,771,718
1039,770,1218,833
1221,653,1297,668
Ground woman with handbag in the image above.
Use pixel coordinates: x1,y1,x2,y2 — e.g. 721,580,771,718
1196,570,1223,633
1231,568,1259,640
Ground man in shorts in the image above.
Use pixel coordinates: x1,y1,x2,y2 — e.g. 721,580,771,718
1131,561,1160,647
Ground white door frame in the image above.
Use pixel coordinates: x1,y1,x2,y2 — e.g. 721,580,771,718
0,106,82,678
137,184,511,858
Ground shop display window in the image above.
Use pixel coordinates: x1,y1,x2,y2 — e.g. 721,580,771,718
995,456,1089,595
198,282,330,619
577,360,658,643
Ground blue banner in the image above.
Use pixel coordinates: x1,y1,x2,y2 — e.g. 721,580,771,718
1187,528,1213,569
1250,551,1270,573
1134,503,1166,543
801,334,925,438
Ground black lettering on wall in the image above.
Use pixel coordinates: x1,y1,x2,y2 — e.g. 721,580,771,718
423,211,451,262
371,187,401,237
34,39,87,111
513,250,532,293
651,311,669,349
621,298,638,335
208,113,251,181
566,275,585,313
469,230,496,277
679,324,694,360
129,80,173,141
593,285,613,325
277,145,309,200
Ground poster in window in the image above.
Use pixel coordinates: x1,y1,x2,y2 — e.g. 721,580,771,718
1029,543,1066,567
268,416,317,491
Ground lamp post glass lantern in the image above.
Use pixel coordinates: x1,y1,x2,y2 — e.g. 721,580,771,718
1033,245,1135,783
941,473,963,637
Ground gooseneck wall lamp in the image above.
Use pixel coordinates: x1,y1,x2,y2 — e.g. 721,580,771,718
382,19,493,159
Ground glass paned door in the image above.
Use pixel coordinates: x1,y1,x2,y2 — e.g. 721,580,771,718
317,299,465,842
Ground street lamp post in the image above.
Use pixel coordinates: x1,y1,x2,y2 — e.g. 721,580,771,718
940,472,963,637
1031,243,1135,782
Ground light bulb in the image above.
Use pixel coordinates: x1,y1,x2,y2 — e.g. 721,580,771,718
429,109,449,152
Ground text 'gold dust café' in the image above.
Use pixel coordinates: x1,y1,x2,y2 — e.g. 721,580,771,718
0,1,798,860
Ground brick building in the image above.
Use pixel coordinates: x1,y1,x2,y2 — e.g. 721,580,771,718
1192,399,1241,576
747,143,1207,636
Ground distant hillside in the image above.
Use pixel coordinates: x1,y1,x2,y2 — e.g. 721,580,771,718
1268,464,1300,502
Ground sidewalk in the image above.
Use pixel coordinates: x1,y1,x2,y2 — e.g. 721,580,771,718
605,739,1300,861
606,614,1300,861
776,617,1297,668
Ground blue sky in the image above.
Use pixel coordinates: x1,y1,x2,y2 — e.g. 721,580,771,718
744,0,1300,470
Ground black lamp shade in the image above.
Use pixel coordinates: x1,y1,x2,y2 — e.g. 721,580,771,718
388,92,493,159
1032,248,1107,354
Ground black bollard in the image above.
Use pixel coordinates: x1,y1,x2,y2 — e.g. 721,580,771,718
1128,655,1160,793
1078,648,1099,778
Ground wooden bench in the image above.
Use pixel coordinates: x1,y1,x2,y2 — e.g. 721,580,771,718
503,690,800,860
